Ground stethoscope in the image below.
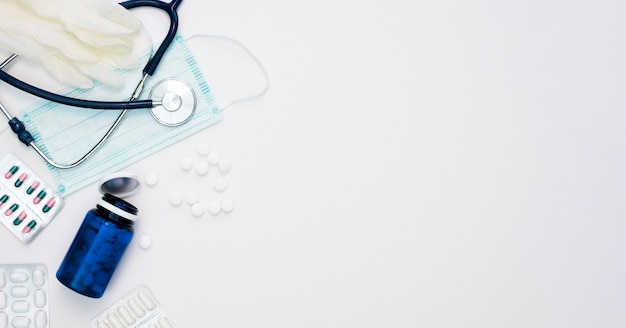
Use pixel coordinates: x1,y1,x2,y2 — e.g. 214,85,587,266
0,0,196,169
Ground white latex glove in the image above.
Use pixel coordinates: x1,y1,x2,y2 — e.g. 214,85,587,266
0,0,142,88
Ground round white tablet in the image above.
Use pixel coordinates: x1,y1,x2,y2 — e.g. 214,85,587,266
214,177,228,192
195,161,209,175
186,191,199,205
179,156,193,170
191,203,205,217
144,172,159,186
138,235,152,249
221,199,234,213
196,142,211,156
207,151,220,165
207,201,221,215
218,160,232,174
169,192,183,206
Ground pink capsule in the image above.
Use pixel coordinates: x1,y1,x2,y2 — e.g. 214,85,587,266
5,203,18,216
42,198,56,213
14,173,28,188
26,181,40,195
4,165,18,179
22,220,36,234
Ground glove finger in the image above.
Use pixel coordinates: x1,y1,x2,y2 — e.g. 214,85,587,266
41,54,95,89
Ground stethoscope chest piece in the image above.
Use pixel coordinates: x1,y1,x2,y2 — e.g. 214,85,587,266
149,79,196,126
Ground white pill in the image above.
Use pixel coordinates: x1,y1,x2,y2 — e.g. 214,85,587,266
195,161,209,175
127,298,146,318
10,286,29,298
0,272,5,288
32,269,45,287
169,192,183,206
138,235,152,249
0,291,6,310
137,290,157,310
196,142,211,156
179,156,193,170
12,301,29,313
9,271,28,283
218,160,232,174
207,201,221,215
0,313,7,328
186,191,199,205
191,203,205,217
33,290,46,308
144,172,159,186
34,311,47,328
207,151,220,165
214,177,228,192
11,316,30,328
221,199,234,213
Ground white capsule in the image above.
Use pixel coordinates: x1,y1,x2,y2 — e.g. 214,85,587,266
218,160,232,174
186,191,199,205
139,235,153,249
169,192,183,206
117,304,135,325
10,286,29,298
0,312,7,328
214,177,228,192
207,201,221,215
0,272,5,288
196,142,211,156
221,199,235,213
191,203,205,217
159,316,175,328
137,290,157,311
34,311,47,328
128,298,146,318
195,161,209,175
11,316,30,328
0,291,6,310
12,301,29,313
179,156,193,170
207,151,220,165
144,172,159,186
32,269,45,287
34,290,46,308
9,271,28,283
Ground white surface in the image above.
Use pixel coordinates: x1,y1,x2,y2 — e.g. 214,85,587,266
1,0,626,327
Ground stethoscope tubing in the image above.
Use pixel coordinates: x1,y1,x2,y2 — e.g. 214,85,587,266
0,0,183,111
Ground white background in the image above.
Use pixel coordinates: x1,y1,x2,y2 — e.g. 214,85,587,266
1,0,626,327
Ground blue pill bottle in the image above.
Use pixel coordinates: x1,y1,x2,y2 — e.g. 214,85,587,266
56,193,138,298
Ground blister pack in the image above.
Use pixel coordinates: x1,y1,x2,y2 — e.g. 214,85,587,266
90,285,177,328
0,263,50,328
0,153,64,243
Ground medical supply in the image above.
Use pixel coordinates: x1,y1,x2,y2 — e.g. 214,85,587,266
196,142,210,156
207,201,221,215
0,152,64,243
218,160,232,174
185,191,199,205
0,263,50,328
213,177,228,192
195,161,209,175
179,156,193,171
0,0,201,171
221,198,235,213
0,0,141,88
144,172,159,187
138,235,152,249
21,35,223,196
207,151,220,165
190,203,204,217
168,192,183,206
90,285,176,328
56,192,138,298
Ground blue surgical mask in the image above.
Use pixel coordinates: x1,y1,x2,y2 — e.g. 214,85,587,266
20,36,223,196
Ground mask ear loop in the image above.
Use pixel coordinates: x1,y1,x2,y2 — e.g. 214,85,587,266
185,34,270,112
